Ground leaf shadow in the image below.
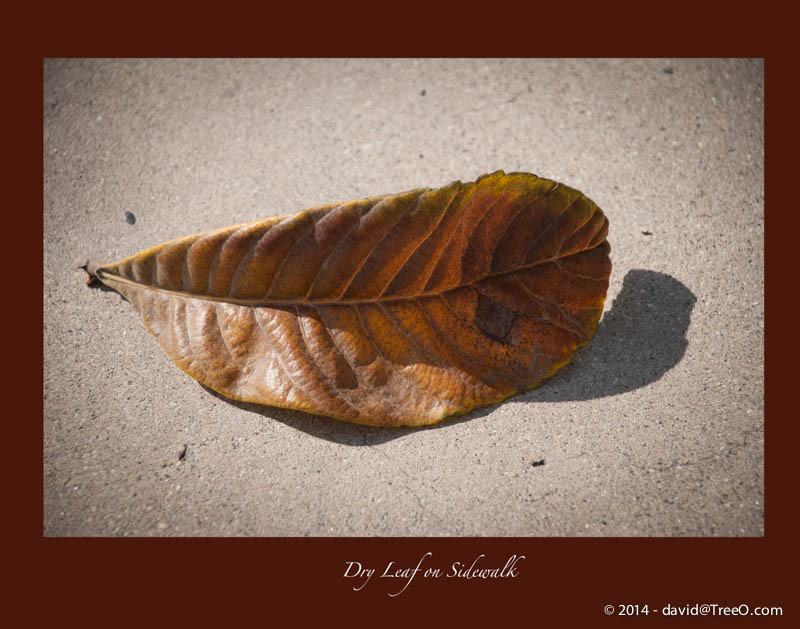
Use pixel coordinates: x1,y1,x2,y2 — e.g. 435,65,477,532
203,269,695,445
87,280,125,297
521,268,696,403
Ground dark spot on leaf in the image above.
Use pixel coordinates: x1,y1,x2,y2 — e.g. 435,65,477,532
531,458,545,467
125,211,136,225
475,293,515,342
663,67,674,74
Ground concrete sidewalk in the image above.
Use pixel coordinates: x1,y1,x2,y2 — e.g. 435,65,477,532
43,58,763,536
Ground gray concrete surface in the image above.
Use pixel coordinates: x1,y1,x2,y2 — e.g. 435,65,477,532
43,59,764,536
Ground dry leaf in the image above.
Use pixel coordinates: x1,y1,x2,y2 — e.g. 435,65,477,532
86,171,611,427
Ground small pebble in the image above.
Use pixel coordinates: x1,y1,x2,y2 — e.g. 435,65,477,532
125,211,136,225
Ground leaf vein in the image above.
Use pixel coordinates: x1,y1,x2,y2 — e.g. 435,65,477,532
379,187,457,297
302,205,359,299
379,302,485,395
314,305,360,384
252,308,312,410
521,193,580,264
420,296,501,384
341,192,423,297
556,204,601,257
213,304,237,364
263,213,318,298
96,237,610,308
421,185,471,291
351,305,417,393
294,305,360,417
488,180,558,267
505,276,591,339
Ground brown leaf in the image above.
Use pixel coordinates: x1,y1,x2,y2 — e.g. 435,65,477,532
89,171,611,427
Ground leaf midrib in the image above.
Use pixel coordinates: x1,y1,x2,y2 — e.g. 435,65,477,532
98,240,608,308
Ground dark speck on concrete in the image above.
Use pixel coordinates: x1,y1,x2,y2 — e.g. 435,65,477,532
178,444,188,461
420,89,426,96
663,67,674,74
531,459,546,467
125,211,136,225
